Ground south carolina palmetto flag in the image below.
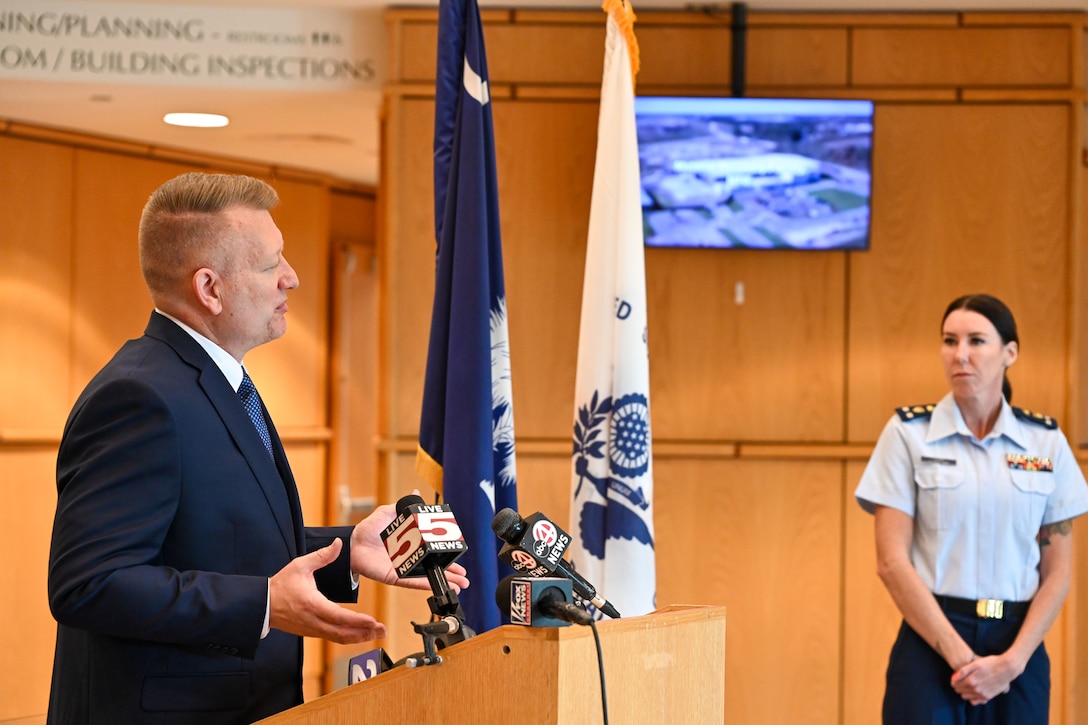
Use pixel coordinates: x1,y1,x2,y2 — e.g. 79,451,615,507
417,0,518,634
569,0,656,619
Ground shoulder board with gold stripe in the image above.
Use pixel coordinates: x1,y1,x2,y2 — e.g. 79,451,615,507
1012,407,1058,430
896,404,935,422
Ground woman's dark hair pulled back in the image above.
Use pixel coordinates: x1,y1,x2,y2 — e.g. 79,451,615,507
942,294,1018,403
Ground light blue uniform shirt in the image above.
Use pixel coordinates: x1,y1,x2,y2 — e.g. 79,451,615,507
856,392,1088,603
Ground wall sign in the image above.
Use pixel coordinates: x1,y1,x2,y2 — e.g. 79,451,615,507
0,0,382,89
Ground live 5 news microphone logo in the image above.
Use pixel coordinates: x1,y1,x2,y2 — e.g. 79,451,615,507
380,501,467,578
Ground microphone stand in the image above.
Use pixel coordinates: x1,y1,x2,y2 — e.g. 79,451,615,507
400,567,475,668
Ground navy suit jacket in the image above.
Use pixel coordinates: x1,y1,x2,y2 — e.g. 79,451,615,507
47,312,356,724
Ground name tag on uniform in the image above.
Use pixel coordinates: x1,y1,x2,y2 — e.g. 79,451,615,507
1006,454,1053,472
920,456,957,466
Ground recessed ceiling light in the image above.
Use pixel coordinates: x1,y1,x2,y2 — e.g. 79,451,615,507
163,112,229,128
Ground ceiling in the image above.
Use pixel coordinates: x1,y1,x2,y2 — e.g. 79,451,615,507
2,0,1085,186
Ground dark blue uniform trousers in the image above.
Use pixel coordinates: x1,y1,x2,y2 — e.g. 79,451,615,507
883,608,1049,725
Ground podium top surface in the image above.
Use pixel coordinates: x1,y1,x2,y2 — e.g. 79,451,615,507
256,604,726,725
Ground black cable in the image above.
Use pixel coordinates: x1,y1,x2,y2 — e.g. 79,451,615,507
731,1,747,98
589,619,609,725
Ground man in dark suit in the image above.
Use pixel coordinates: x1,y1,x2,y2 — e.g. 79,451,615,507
46,172,467,724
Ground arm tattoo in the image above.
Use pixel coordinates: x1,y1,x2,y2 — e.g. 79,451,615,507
1038,519,1073,547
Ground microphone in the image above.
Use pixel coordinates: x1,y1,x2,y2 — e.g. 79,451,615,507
381,494,474,641
496,575,594,627
491,508,621,619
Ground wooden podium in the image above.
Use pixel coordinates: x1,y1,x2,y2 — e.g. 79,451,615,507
257,604,726,724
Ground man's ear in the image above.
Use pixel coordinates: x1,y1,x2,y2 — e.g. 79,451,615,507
192,268,223,315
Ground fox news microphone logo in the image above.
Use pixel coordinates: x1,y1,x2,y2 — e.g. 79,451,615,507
509,579,531,625
380,503,467,578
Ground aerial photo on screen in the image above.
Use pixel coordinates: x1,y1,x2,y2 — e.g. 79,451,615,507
635,97,875,250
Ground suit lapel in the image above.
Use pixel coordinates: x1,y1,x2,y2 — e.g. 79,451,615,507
145,313,301,556
260,400,305,551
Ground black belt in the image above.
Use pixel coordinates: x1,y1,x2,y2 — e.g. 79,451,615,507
936,595,1030,620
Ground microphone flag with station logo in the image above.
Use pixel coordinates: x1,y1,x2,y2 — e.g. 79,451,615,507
496,575,593,627
348,649,393,684
492,508,621,619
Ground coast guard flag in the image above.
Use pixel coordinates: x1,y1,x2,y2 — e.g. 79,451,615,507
569,0,656,618
417,0,518,634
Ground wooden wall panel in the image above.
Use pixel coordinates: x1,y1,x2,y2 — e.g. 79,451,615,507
0,137,73,435
330,244,378,482
70,152,196,395
330,189,377,246
382,96,438,438
391,21,439,83
510,453,576,527
396,18,847,91
395,13,1073,95
1053,598,1070,725
394,15,607,86
637,26,733,88
747,27,849,87
647,247,846,441
853,27,1071,87
655,458,843,725
842,460,902,725
848,103,1071,441
493,101,597,439
488,24,607,85
1075,133,1088,451
1072,462,1088,725
0,450,59,720
246,178,330,429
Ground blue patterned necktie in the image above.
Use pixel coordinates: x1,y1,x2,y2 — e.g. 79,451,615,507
238,370,274,460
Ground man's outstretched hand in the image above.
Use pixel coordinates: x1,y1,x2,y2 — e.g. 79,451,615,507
269,538,387,643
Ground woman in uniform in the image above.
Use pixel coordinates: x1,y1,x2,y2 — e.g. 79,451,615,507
855,293,1088,724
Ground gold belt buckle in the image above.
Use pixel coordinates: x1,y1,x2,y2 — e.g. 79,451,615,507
976,599,1004,619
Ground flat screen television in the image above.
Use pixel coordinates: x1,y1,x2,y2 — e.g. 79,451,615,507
634,96,875,250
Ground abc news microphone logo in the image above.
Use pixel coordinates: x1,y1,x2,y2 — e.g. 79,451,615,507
502,513,572,575
380,502,467,578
